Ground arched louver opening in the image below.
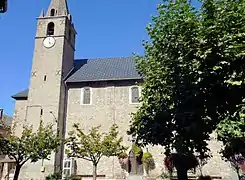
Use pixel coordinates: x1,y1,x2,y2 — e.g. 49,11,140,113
47,22,55,36
50,9,55,16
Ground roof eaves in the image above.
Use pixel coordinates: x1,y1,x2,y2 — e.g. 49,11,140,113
66,77,143,83
11,89,29,100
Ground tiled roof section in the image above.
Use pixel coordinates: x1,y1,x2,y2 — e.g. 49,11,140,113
66,57,142,83
12,89,29,100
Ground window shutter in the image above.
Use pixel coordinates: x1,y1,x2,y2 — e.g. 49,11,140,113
131,87,139,103
83,87,91,104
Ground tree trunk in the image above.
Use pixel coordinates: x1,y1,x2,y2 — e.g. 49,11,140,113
13,165,22,180
176,167,188,180
93,163,97,180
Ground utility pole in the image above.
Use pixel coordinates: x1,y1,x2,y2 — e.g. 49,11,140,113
0,0,7,13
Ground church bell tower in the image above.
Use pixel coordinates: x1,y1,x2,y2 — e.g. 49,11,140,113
26,0,76,174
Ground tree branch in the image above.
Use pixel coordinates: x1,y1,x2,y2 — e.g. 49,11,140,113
81,157,93,162
20,157,30,166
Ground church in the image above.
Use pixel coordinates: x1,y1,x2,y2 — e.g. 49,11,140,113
10,0,234,179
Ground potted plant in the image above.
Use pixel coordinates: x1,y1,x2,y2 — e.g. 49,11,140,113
142,152,155,176
118,152,129,170
164,156,174,180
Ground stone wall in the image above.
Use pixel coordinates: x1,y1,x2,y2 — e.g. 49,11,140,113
66,81,141,179
66,81,234,180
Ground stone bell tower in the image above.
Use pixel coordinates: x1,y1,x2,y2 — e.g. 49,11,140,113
24,0,76,177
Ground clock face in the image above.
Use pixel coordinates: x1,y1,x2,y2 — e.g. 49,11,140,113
43,37,56,48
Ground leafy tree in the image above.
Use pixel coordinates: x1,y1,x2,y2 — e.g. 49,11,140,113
216,106,245,179
128,0,245,179
0,121,60,180
65,124,127,180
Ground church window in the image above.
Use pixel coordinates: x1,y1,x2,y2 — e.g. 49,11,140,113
81,87,91,105
130,86,140,104
47,22,55,36
40,109,43,116
62,158,76,179
63,159,71,177
68,29,71,41
44,75,47,81
50,9,55,16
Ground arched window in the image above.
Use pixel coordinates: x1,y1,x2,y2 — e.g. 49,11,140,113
47,22,55,36
50,9,55,16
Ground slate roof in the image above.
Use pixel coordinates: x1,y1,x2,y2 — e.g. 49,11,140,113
67,57,141,83
12,57,142,99
12,89,29,99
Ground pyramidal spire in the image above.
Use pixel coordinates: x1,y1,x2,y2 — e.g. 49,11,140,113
46,0,69,16
39,9,45,17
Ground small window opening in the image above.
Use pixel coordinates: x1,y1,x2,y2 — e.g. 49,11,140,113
68,29,71,41
83,87,91,105
40,109,43,116
47,22,55,36
50,9,55,16
131,87,140,103
44,75,47,81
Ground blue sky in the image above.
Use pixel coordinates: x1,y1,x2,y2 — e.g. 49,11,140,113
0,0,200,116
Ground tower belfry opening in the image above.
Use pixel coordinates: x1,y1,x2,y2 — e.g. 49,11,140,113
47,22,55,35
50,8,55,16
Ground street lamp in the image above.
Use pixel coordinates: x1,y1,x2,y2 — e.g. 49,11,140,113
0,0,7,13
0,108,3,120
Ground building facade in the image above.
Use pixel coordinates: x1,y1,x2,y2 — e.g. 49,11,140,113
11,0,234,179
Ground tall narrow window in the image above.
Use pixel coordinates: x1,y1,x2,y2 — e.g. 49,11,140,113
62,158,76,179
82,87,91,105
40,109,43,116
131,87,139,103
68,29,71,41
50,9,55,16
44,75,47,81
47,22,55,36
63,159,71,177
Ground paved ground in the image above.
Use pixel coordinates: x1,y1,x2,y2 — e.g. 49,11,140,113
127,175,144,180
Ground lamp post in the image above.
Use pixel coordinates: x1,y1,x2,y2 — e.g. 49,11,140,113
0,0,7,13
0,109,3,120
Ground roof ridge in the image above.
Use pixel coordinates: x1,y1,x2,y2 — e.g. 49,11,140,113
75,56,134,61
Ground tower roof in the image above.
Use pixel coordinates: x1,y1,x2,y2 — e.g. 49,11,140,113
46,0,69,16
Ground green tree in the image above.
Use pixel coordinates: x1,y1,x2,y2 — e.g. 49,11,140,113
0,121,60,180
216,106,245,179
128,0,245,179
65,124,127,180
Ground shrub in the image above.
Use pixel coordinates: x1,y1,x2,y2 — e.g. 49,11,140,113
142,152,155,174
45,172,62,180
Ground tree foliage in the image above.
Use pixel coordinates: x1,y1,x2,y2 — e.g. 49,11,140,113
0,121,60,180
128,0,245,179
65,124,127,180
216,105,245,179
